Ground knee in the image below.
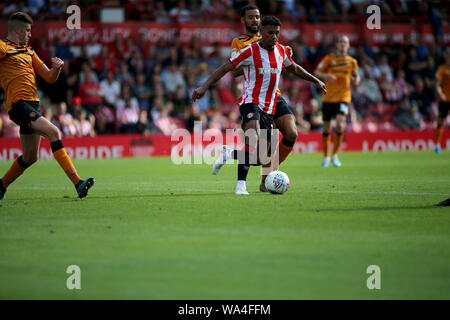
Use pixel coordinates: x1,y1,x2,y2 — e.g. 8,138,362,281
284,127,298,143
48,124,61,141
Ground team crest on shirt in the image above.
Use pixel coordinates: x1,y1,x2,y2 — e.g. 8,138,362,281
29,112,36,118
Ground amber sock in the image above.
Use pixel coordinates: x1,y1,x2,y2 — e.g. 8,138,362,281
1,155,30,189
434,126,444,145
51,140,82,186
322,132,331,157
332,131,344,155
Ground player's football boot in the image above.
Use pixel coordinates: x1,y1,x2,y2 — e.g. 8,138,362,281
235,183,249,195
259,181,268,192
321,157,330,168
0,179,5,200
435,198,450,206
76,176,95,199
332,155,342,167
435,145,442,154
212,145,232,175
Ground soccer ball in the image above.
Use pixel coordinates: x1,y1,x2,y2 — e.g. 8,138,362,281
265,171,290,194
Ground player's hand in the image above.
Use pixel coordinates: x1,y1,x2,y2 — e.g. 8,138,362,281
286,46,293,57
315,79,327,95
437,92,447,102
51,57,64,69
192,86,207,102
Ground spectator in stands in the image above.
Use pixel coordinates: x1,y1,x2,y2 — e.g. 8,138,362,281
100,71,121,107
169,0,191,22
304,98,323,131
78,72,103,114
53,35,73,62
294,105,311,133
410,76,433,118
171,85,188,118
185,103,206,133
79,62,98,84
75,109,96,137
194,63,211,112
154,101,178,135
86,35,102,59
406,46,427,83
116,61,134,84
133,73,152,110
136,110,159,134
54,102,77,136
161,63,186,98
360,68,383,106
117,95,140,134
153,0,171,22
94,103,116,134
394,96,423,130
373,54,393,82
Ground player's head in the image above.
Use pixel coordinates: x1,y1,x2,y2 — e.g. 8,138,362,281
8,12,33,45
240,4,260,34
260,16,281,50
336,35,350,54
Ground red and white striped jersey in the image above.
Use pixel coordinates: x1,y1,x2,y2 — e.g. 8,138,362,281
230,42,293,115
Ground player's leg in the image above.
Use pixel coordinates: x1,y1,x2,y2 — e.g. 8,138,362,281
331,103,349,167
30,116,94,198
0,133,40,199
274,113,297,169
434,102,449,154
260,97,296,191
321,102,333,167
233,118,260,195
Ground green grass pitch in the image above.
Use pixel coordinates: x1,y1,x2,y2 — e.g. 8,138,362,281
0,151,449,299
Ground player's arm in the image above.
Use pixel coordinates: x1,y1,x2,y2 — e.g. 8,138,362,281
232,67,245,78
285,62,327,95
351,71,360,86
314,69,336,82
314,56,336,82
436,79,446,101
192,61,235,101
36,57,64,84
435,68,446,101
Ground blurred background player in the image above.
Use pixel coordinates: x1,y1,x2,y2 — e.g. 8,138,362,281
314,35,360,167
0,12,94,200
230,4,298,192
434,48,450,154
193,16,326,195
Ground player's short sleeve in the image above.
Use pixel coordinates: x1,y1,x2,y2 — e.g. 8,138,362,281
0,41,7,59
230,38,241,59
436,66,444,82
316,56,329,72
230,46,252,68
32,50,44,70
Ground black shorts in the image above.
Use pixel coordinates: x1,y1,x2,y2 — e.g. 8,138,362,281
274,96,294,120
8,100,41,134
322,102,349,121
438,101,450,118
240,103,274,141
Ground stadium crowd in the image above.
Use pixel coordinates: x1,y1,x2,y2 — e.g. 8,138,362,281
0,0,448,137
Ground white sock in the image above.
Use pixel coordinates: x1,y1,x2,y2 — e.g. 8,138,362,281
236,180,246,189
